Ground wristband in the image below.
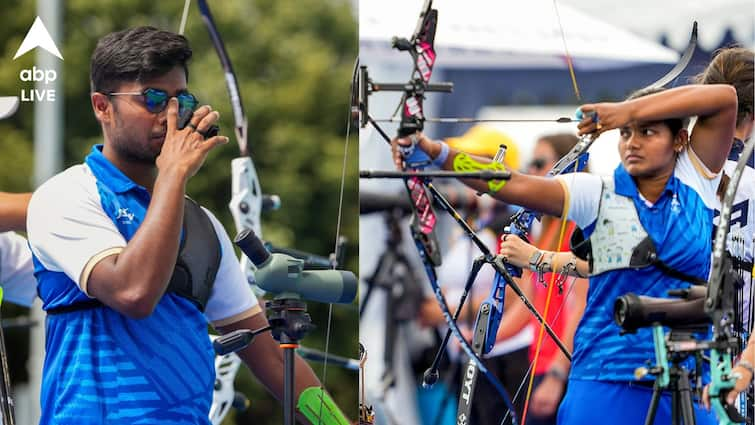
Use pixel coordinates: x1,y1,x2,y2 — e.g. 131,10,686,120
431,141,450,168
528,250,544,271
401,134,433,169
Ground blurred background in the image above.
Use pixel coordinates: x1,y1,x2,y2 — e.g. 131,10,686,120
0,0,358,424
359,1,754,424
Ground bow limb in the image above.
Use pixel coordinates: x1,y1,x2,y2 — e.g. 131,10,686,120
178,3,264,423
179,1,264,295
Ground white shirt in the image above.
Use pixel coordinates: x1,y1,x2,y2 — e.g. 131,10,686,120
0,232,36,307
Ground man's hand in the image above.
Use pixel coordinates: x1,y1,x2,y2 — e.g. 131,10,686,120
156,98,229,179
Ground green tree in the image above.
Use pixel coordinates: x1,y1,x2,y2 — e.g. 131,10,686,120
0,1,358,423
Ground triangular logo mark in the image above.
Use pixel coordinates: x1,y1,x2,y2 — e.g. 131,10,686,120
13,16,63,60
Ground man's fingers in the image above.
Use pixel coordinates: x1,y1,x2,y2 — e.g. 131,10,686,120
166,98,179,133
195,110,220,134
200,135,230,153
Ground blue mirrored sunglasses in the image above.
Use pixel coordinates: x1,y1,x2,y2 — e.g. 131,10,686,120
107,88,198,116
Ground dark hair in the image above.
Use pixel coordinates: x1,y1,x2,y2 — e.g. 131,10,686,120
625,86,689,135
694,46,754,127
90,26,192,93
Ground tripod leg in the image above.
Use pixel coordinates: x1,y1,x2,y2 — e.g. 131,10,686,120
381,295,397,392
672,384,680,425
284,346,295,425
677,370,696,425
645,383,663,425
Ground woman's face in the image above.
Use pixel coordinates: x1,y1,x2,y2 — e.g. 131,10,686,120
527,140,559,177
618,121,683,178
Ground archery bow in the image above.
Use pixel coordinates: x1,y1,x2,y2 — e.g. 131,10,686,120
178,3,261,421
706,135,754,424
363,2,524,423
180,2,356,423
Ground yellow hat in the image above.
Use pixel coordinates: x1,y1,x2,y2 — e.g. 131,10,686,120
445,125,520,170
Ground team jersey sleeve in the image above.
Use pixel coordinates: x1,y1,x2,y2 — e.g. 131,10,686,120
554,172,602,231
675,148,722,210
0,232,37,307
26,167,127,294
201,207,260,326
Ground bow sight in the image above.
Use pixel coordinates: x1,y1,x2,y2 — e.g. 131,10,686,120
357,65,453,131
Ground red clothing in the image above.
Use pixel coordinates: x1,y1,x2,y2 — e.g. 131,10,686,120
527,220,577,375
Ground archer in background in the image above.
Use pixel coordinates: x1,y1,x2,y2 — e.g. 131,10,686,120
392,82,737,424
25,27,345,425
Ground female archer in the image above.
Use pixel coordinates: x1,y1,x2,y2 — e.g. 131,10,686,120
392,83,737,424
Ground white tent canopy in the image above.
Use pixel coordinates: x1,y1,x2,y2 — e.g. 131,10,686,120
360,0,680,70
564,0,754,51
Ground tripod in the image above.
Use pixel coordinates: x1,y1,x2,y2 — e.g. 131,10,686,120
360,208,423,394
213,295,315,425
266,296,315,425
641,326,706,425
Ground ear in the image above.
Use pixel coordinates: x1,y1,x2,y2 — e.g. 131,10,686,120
91,92,111,124
674,128,689,153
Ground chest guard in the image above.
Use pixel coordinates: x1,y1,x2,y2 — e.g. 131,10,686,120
579,178,706,285
166,197,221,311
589,178,649,275
47,197,221,315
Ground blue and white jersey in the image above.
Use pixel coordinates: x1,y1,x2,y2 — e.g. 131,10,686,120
27,145,259,425
556,148,720,382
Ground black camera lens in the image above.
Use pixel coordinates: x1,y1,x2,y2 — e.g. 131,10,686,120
614,288,709,333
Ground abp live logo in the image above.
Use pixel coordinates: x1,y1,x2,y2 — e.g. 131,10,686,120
1,16,63,112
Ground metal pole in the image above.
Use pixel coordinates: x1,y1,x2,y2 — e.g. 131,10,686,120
22,1,64,424
284,346,296,425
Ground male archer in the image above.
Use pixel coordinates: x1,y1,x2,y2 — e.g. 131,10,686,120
26,26,344,424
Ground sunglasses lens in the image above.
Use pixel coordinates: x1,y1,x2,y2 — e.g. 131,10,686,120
177,93,198,115
143,89,169,113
